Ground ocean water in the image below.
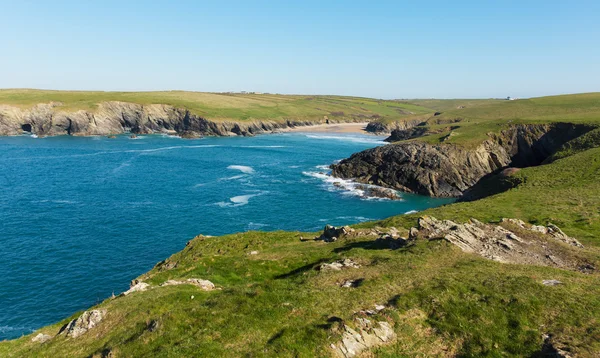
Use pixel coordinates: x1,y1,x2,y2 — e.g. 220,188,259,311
0,132,452,339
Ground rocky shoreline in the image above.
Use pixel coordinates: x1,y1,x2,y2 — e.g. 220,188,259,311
332,123,594,197
0,101,366,138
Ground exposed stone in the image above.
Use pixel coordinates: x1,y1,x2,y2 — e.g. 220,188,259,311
160,278,215,291
541,334,574,358
341,279,361,288
60,310,106,338
411,216,587,271
355,185,401,200
542,280,563,286
31,333,52,343
122,281,151,295
384,126,428,142
501,218,584,248
147,319,160,332
332,123,594,197
333,317,396,358
0,101,360,137
317,225,355,242
320,259,361,271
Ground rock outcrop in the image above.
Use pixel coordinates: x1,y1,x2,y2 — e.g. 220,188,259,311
365,117,424,135
31,333,52,343
384,126,428,142
59,310,106,338
0,101,353,137
123,281,151,295
332,123,594,197
160,278,215,291
319,259,361,271
410,216,590,271
316,225,356,242
332,140,509,197
332,309,396,358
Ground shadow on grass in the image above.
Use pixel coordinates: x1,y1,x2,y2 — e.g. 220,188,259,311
274,258,332,279
333,238,408,253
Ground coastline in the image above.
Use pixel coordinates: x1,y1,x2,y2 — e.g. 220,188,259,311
281,122,372,134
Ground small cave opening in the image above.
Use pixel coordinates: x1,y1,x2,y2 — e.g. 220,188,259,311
21,123,32,132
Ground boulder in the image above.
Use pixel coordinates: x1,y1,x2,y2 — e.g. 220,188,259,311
542,280,563,286
333,317,395,357
317,225,355,242
60,310,106,338
31,333,52,343
356,185,401,200
123,281,151,295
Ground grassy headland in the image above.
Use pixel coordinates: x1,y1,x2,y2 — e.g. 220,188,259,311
0,89,432,123
1,93,600,357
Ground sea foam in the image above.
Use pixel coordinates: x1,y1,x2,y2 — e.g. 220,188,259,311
227,165,255,174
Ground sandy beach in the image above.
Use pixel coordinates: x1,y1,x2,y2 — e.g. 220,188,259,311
283,122,373,134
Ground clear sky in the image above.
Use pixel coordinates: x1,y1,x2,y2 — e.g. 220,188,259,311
1,0,598,98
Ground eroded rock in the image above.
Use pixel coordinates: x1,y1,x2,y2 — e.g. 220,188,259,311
501,218,584,248
31,333,52,343
320,259,361,271
411,216,588,271
333,316,396,357
160,278,215,291
59,309,106,338
317,225,355,242
123,281,151,296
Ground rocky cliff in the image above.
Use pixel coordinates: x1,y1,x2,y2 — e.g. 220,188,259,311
365,117,425,135
0,101,350,137
331,123,594,197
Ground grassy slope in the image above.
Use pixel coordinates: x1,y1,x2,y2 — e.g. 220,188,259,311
0,89,431,123
2,93,600,357
398,93,600,148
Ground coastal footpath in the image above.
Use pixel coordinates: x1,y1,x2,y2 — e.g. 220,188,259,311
1,93,599,357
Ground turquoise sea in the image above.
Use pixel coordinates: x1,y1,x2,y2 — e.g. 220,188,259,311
0,132,452,339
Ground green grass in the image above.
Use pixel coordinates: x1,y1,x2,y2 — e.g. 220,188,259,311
390,93,600,148
0,89,432,123
2,92,600,357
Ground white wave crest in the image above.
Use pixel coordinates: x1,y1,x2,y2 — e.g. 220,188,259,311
227,165,255,174
124,145,220,154
404,210,418,215
216,194,257,207
218,174,247,181
239,145,287,148
302,171,401,201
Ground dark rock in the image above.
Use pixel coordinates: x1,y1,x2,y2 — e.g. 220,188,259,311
332,123,594,198
384,127,428,142
317,225,355,242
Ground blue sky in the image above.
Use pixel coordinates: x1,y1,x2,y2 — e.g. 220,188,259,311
0,0,598,98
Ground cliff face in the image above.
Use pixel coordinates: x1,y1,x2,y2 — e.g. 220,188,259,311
331,123,594,197
365,117,425,134
0,102,335,137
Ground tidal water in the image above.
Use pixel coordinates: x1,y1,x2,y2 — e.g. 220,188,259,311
0,132,452,339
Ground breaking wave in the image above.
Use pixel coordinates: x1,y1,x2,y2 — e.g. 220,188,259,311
227,165,255,174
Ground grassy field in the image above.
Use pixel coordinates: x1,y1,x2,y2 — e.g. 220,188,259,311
1,93,600,357
396,93,600,148
0,89,432,123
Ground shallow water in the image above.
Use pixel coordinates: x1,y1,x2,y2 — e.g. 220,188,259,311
0,132,452,339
